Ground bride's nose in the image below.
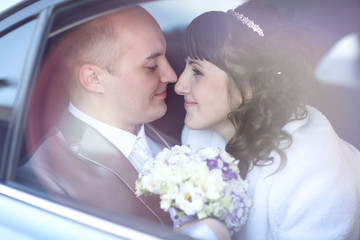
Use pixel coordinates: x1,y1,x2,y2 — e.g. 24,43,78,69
174,71,190,96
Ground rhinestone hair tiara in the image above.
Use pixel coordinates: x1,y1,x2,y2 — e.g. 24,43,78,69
227,9,264,37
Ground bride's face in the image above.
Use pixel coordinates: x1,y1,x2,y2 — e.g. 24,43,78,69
175,58,242,137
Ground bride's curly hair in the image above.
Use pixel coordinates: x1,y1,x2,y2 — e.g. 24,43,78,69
184,1,317,178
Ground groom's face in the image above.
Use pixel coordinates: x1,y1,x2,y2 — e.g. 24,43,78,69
99,8,177,132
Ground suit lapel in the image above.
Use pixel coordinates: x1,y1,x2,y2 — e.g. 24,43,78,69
59,112,172,226
79,128,172,225
59,111,137,188
78,125,139,191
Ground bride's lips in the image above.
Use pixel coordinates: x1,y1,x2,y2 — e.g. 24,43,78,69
184,99,197,108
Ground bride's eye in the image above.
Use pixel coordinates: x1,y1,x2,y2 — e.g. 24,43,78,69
192,68,203,76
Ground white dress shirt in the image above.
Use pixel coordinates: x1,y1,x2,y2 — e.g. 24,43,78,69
68,102,152,172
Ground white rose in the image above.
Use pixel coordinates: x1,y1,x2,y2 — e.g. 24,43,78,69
175,181,204,216
142,160,154,171
198,169,224,200
219,149,235,164
140,173,161,194
197,147,220,159
160,195,173,211
171,145,192,154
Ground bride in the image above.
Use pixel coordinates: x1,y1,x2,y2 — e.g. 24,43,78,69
174,1,360,239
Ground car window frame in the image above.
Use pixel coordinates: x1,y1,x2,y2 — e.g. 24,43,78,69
1,7,53,181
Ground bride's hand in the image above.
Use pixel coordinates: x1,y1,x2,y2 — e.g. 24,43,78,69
176,218,230,240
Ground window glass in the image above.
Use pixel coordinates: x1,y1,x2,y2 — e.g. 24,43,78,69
5,0,360,239
0,20,37,160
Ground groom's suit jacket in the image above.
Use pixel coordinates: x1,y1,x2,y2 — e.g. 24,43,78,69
22,111,177,226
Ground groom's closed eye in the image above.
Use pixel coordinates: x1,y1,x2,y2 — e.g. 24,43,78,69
147,64,158,71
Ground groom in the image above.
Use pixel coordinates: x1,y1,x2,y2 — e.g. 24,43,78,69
21,6,177,226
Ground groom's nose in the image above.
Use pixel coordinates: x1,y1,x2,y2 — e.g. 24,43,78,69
160,58,177,83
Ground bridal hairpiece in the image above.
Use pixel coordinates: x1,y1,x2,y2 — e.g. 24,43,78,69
227,9,264,37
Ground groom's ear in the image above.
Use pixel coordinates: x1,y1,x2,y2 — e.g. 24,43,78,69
78,64,104,93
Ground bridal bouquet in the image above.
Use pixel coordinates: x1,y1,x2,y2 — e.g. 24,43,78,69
135,145,252,234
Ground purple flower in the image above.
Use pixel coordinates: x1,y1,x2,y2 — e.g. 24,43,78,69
224,193,250,232
206,158,219,170
222,162,237,181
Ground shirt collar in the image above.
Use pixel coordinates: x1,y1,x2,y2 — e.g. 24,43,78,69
68,102,143,157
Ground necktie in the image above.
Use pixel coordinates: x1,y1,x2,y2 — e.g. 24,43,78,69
129,137,154,172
